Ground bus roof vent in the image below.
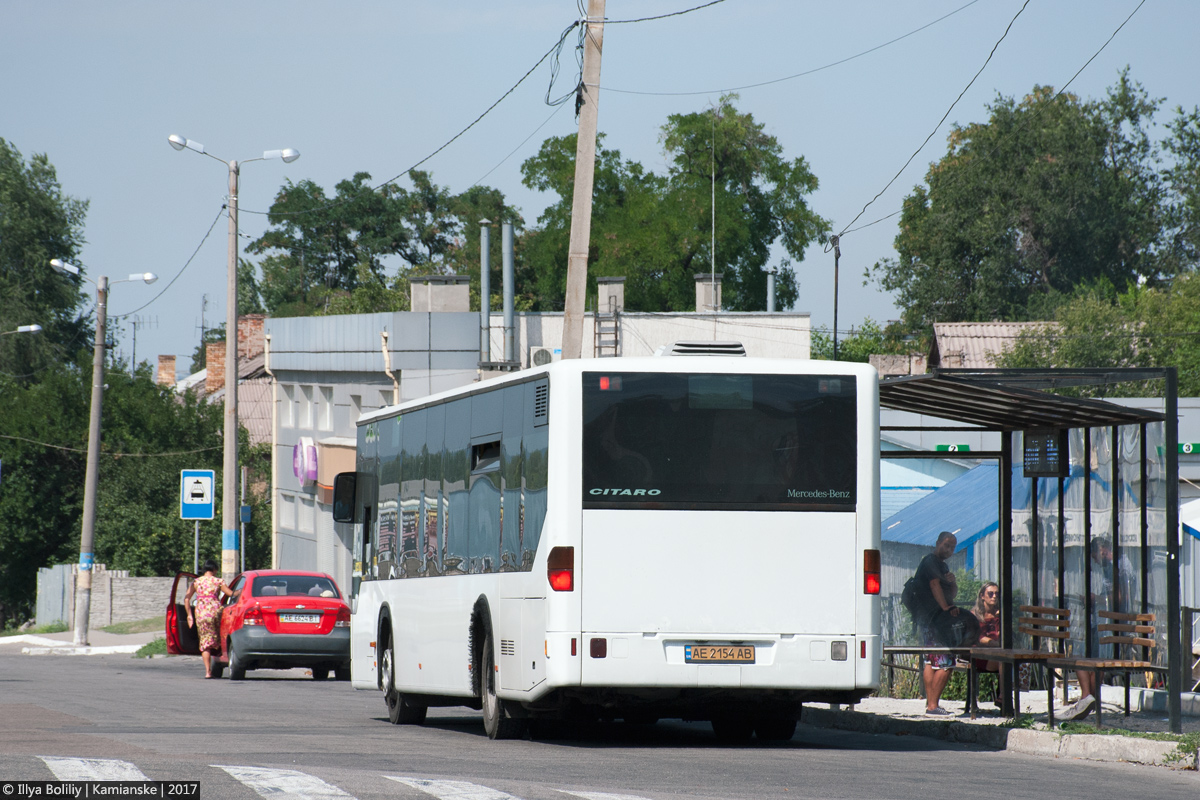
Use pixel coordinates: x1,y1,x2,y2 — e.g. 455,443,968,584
658,340,747,357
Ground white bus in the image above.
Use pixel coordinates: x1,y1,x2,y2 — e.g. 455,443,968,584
334,352,881,740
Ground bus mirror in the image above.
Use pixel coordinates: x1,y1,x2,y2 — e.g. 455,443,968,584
332,473,357,523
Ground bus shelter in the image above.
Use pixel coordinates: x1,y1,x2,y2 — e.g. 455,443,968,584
878,367,1184,733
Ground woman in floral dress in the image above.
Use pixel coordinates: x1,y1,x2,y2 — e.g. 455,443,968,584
185,559,233,678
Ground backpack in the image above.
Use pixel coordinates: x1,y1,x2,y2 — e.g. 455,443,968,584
901,574,928,624
928,606,982,647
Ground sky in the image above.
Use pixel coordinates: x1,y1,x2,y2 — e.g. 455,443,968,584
4,0,1198,375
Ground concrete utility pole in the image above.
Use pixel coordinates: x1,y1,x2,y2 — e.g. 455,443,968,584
560,0,606,360
75,275,108,646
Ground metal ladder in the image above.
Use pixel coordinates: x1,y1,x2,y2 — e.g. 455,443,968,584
594,302,620,358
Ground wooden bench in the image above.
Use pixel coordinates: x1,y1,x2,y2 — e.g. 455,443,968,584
1059,610,1165,728
969,605,1070,725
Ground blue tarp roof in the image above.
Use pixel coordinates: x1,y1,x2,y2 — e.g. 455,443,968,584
882,464,998,551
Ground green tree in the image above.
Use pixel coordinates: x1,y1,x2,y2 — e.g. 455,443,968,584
995,274,1200,396
520,96,828,312
0,139,89,379
248,170,523,317
810,318,917,362
0,356,237,621
872,73,1168,331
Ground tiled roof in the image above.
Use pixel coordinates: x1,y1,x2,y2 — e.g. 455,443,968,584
930,321,1056,369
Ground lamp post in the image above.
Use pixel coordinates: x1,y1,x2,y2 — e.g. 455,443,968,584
1,325,43,336
49,259,157,646
169,135,298,580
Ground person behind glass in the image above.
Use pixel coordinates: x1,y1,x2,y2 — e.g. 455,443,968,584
184,559,233,679
1062,536,1124,720
918,531,958,715
972,582,1001,677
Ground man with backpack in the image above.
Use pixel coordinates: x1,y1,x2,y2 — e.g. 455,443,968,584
913,531,960,715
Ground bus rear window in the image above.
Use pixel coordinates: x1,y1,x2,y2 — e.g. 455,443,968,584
583,372,857,511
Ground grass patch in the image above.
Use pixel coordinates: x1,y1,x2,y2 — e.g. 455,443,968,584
103,616,165,635
134,638,168,658
0,621,68,637
1000,714,1036,729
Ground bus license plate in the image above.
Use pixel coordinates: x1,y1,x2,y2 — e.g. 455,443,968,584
685,645,755,664
280,613,321,624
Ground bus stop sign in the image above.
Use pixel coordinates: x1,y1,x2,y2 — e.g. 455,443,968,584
180,469,215,520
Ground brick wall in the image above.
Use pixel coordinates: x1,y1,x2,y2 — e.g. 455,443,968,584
206,342,225,394
238,314,266,361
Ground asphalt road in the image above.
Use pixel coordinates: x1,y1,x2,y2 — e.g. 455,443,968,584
0,651,1195,799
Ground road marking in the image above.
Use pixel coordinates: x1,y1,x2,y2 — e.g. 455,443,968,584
387,777,522,800
214,765,354,799
39,756,149,781
559,792,654,800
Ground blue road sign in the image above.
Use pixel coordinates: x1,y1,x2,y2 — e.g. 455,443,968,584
180,469,216,520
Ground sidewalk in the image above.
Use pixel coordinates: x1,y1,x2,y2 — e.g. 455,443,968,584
0,628,159,655
804,686,1200,769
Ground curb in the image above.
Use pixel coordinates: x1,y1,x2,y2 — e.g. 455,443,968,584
20,644,144,656
801,706,1195,769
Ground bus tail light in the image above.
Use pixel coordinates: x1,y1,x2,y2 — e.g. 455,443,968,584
548,546,574,592
864,549,881,595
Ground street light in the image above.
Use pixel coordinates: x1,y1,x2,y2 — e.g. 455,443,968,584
2,324,43,335
168,135,299,580
49,258,157,646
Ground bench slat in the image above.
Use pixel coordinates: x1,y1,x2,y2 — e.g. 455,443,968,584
1017,617,1070,628
1017,626,1070,639
1098,611,1155,622
1099,635,1156,648
1098,623,1156,634
1020,605,1070,617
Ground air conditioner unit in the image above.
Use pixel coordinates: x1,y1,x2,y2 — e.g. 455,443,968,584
529,346,561,367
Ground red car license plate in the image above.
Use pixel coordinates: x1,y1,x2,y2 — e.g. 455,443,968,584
280,613,321,624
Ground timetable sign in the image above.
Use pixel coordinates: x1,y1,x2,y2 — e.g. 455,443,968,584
1023,430,1068,478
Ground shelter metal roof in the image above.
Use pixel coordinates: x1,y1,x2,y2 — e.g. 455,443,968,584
879,372,1164,431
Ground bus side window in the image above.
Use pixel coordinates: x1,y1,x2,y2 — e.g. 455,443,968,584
443,398,470,574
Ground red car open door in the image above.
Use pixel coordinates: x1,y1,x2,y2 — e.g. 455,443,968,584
166,571,200,655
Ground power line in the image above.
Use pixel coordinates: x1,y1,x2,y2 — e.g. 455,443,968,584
607,0,727,25
470,103,570,188
110,204,226,319
835,0,1031,239
840,0,1148,238
602,0,981,97
0,433,221,458
241,21,584,220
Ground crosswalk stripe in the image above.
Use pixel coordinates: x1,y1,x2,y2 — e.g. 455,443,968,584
387,777,522,800
38,756,149,781
558,792,654,800
214,765,355,799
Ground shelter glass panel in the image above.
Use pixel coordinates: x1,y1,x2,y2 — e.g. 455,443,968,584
1118,426,1142,615
1064,429,1088,655
1011,446,1034,649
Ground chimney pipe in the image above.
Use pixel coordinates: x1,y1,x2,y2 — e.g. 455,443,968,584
503,222,515,363
479,220,491,363
766,268,776,313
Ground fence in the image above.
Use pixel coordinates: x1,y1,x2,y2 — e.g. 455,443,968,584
36,564,173,628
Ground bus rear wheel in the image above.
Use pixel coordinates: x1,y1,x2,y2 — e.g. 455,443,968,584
754,717,797,741
481,631,526,740
381,638,426,725
711,716,755,743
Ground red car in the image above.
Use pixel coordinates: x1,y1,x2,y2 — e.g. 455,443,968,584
166,569,351,680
